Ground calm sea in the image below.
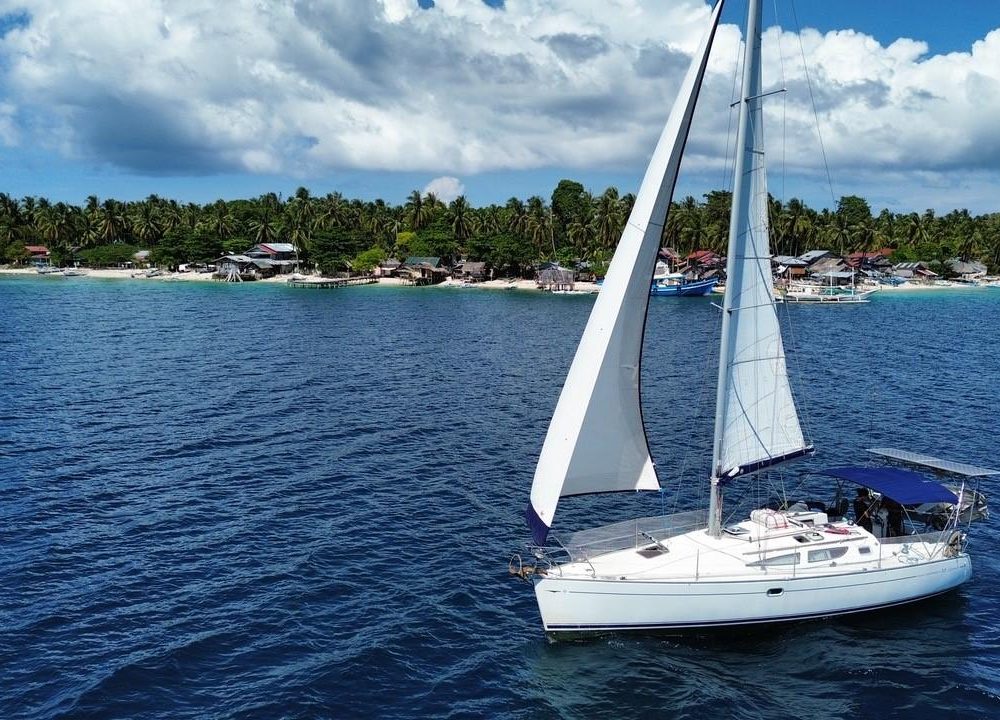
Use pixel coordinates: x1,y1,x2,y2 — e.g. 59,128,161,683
2,276,999,719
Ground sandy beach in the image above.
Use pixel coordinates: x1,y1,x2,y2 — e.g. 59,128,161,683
2,266,991,294
0,266,602,292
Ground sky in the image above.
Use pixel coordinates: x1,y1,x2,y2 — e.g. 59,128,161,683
1,0,1000,214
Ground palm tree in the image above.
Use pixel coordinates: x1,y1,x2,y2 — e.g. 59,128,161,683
286,203,314,257
566,220,593,256
448,196,472,246
199,201,236,241
505,197,529,239
593,188,622,250
480,206,505,235
528,210,555,258
249,209,281,245
404,190,432,231
131,202,163,246
315,192,347,232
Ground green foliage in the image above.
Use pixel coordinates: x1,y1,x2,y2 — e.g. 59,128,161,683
415,218,457,262
2,182,1000,277
50,246,76,267
185,229,223,264
3,242,29,264
77,243,139,267
551,179,590,243
393,230,416,259
836,195,873,227
352,247,386,273
311,227,369,276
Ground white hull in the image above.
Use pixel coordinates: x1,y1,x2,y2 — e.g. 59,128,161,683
781,288,877,303
535,554,970,634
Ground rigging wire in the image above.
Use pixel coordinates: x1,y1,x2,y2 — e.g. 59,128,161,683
772,0,788,203
790,0,838,208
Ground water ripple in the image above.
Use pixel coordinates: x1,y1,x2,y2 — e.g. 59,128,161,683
2,278,999,718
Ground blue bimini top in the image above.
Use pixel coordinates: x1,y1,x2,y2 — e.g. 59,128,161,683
819,466,958,505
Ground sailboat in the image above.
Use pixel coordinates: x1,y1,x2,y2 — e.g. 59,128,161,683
514,0,990,636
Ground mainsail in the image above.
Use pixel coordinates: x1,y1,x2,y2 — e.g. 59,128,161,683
527,1,725,545
711,0,810,487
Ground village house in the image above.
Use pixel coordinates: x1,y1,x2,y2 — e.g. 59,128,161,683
452,261,488,282
892,261,938,283
376,258,401,278
798,249,832,268
399,256,449,285
24,245,50,266
946,258,987,282
807,255,848,278
772,255,809,280
245,243,298,275
536,262,575,291
845,248,894,272
213,254,276,282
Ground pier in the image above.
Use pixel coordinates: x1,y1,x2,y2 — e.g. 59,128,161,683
286,275,379,289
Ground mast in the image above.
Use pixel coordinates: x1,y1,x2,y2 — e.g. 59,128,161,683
708,0,762,537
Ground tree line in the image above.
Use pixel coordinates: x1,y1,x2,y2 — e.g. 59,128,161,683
1,181,998,275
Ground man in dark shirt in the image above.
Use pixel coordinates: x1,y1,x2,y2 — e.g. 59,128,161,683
853,488,875,533
883,496,905,537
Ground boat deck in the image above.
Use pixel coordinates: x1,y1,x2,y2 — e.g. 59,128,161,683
548,509,958,583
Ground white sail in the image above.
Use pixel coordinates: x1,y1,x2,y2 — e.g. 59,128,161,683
527,1,724,544
711,0,809,486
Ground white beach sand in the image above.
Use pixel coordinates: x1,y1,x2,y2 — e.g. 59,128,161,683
3,266,989,294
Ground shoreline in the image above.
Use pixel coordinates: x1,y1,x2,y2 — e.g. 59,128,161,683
0,266,992,294
0,266,593,292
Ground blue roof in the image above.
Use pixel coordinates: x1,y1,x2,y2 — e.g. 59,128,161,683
820,467,958,505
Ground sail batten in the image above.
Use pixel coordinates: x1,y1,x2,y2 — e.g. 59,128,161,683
526,1,725,546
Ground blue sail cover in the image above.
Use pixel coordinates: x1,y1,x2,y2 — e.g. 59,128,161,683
820,467,958,505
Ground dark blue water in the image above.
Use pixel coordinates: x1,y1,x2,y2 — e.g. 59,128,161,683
2,276,999,719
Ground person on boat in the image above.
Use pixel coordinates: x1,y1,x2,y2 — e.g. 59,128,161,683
883,496,905,537
853,488,875,533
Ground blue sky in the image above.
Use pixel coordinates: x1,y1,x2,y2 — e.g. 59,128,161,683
1,0,1000,214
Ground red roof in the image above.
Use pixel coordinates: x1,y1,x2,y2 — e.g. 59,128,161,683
847,248,892,260
687,250,720,264
24,245,49,255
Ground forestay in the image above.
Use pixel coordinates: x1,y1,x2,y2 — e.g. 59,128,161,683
526,1,725,545
711,0,810,481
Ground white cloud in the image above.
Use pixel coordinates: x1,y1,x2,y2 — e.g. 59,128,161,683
0,102,18,145
0,0,999,208
423,176,465,203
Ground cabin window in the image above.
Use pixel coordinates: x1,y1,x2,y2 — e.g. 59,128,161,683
808,547,849,563
858,546,872,555
748,553,800,567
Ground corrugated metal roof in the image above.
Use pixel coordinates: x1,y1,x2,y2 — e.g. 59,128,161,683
259,243,296,253
799,250,831,263
773,255,808,266
947,258,986,275
403,256,441,267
